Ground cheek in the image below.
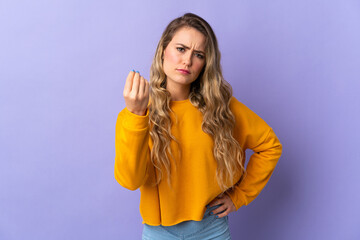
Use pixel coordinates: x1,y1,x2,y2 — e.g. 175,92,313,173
164,49,180,66
194,61,205,73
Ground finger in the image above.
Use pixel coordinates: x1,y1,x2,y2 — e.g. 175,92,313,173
124,71,135,95
216,209,230,218
144,79,149,98
138,76,145,96
208,193,226,206
211,205,227,215
131,72,140,95
208,199,223,208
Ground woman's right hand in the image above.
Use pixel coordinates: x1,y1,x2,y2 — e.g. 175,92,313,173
123,70,150,116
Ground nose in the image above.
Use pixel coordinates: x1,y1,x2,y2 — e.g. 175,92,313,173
183,51,192,66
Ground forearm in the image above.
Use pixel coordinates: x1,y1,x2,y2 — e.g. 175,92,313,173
114,107,151,190
227,128,282,210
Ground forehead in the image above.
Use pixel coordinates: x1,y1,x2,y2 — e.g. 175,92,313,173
170,27,206,50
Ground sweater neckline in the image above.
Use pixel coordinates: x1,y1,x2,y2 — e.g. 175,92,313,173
170,98,190,104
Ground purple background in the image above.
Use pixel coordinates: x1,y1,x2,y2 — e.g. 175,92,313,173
1,0,359,239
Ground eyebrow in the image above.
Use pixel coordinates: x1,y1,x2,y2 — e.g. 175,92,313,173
175,43,205,55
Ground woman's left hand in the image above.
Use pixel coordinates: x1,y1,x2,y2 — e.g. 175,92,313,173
207,193,236,218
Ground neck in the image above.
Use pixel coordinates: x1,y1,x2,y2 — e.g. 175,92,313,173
166,81,190,101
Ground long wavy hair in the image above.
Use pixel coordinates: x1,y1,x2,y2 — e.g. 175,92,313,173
149,13,246,193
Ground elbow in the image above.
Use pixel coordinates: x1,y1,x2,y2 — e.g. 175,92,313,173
270,129,283,158
269,141,282,163
276,140,283,157
114,169,144,191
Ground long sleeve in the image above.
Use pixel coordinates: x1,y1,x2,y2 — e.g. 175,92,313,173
114,107,151,191
226,97,283,211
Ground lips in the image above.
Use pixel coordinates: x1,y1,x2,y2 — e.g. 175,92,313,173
177,69,190,74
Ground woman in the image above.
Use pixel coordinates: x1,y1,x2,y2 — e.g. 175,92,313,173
114,13,282,239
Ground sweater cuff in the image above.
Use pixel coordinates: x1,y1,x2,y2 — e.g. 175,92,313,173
123,107,149,130
225,188,247,211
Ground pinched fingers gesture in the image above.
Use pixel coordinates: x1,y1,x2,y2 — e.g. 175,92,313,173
123,70,149,116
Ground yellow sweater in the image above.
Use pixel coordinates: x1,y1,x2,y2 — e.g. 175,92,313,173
114,96,282,226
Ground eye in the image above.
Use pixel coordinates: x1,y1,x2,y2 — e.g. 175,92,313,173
176,47,185,52
195,53,204,59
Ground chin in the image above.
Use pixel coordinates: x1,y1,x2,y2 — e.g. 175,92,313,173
167,74,196,86
173,78,195,86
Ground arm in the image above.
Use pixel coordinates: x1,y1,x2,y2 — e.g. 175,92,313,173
114,107,151,191
226,97,283,211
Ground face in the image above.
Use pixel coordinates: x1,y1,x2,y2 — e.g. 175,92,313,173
162,27,206,89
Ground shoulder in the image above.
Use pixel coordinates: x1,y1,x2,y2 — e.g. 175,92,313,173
228,96,274,149
229,96,258,120
229,96,270,132
229,96,246,111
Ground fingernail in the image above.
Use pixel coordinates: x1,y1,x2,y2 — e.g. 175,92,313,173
132,69,135,72
136,70,140,73
210,212,213,215
216,215,219,219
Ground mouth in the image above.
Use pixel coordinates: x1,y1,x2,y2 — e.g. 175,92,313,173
176,69,190,74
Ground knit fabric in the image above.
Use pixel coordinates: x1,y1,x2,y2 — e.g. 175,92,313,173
114,96,282,226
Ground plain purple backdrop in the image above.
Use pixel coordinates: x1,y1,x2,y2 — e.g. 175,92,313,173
1,0,359,239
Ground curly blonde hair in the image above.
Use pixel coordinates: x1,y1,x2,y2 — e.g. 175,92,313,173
149,13,245,193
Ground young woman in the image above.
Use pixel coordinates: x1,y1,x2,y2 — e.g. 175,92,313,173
115,13,282,240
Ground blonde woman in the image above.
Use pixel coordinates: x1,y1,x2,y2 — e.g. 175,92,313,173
114,13,282,240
